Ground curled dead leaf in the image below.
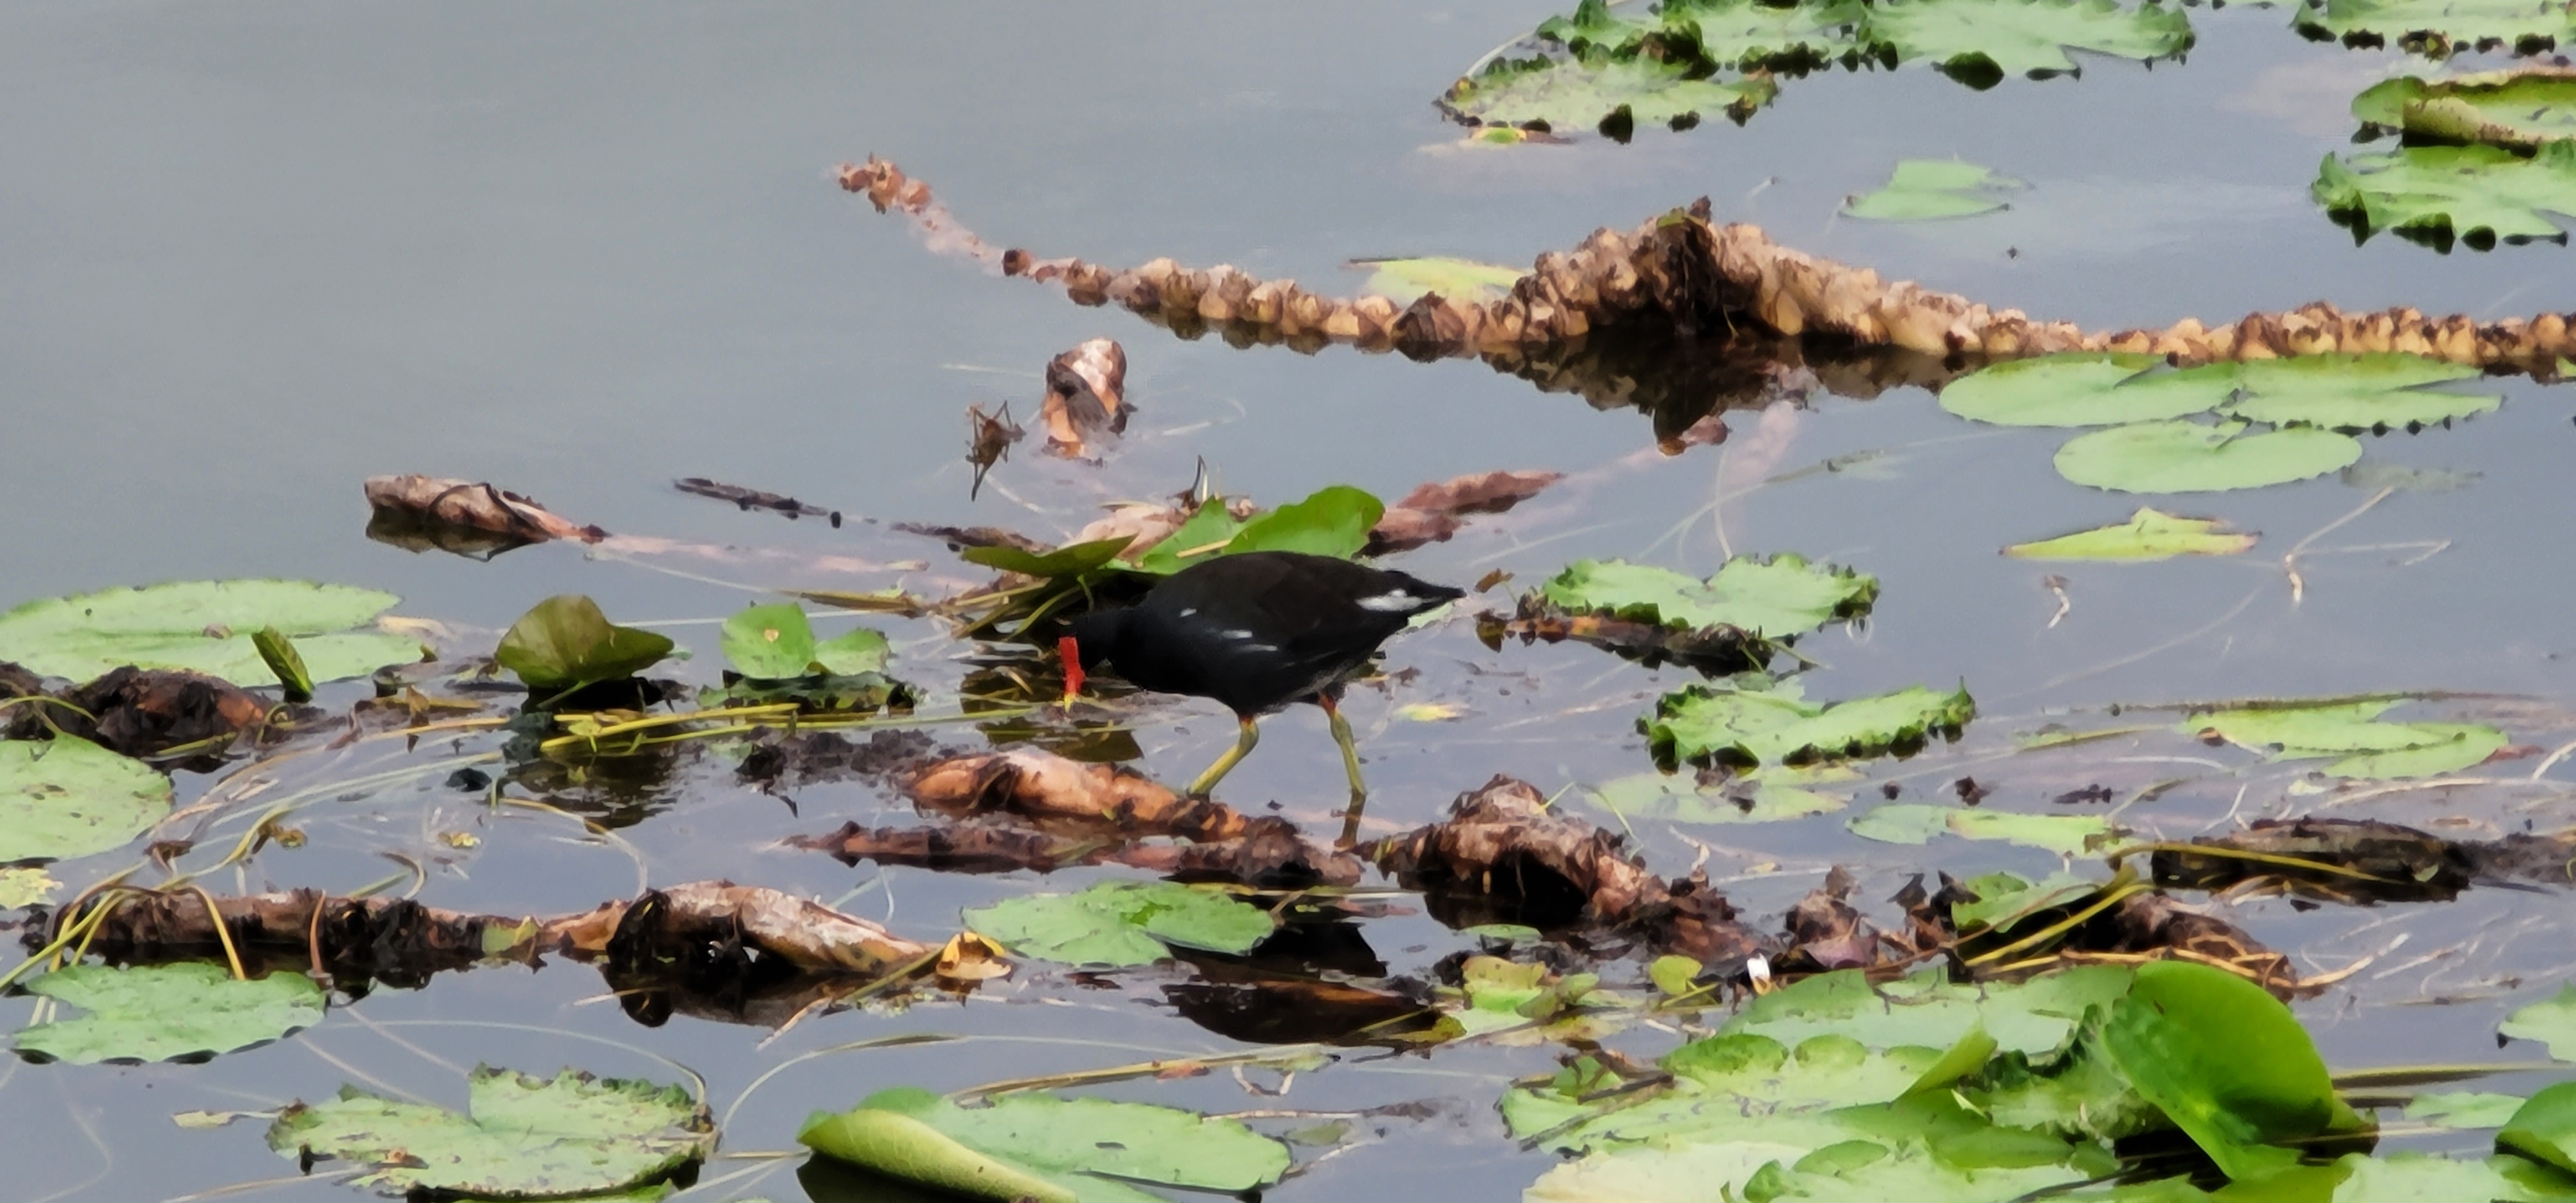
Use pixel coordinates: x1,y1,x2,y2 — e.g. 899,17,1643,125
1041,338,1128,458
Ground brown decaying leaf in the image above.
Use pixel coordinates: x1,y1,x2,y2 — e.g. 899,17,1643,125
905,747,1249,842
0,666,279,765
842,154,2576,374
1040,337,1128,458
1475,600,1770,676
362,475,607,545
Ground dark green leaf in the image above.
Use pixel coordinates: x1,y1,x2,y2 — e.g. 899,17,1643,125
252,627,314,701
963,880,1276,967
1224,484,1386,560
2103,960,2370,1181
960,536,1133,579
495,595,676,692
719,603,818,680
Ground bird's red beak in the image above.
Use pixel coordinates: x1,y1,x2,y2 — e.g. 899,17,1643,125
1057,635,1084,704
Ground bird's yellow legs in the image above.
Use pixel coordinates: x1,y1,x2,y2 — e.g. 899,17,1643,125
1186,715,1261,799
1318,694,1368,847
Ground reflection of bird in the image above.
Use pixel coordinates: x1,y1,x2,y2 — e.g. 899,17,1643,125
1061,551,1463,808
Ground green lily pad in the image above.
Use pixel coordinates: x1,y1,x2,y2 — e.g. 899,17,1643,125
1586,763,1860,824
2500,1083,2576,1175
1504,1034,1953,1153
16,962,325,1065
2105,960,2371,1182
1541,554,1879,639
1658,0,1881,69
1848,803,2110,855
2407,1091,2528,1130
960,536,1133,580
495,595,677,693
1845,159,2024,220
2499,983,2576,1059
2295,0,2576,55
2005,508,2259,561
2316,140,2576,249
1132,502,1248,575
720,603,820,680
0,734,174,862
2186,700,2508,778
962,880,1275,967
1224,484,1385,560
2319,723,2508,777
1644,680,1974,770
2053,420,2363,493
1441,53,1781,137
810,627,892,676
1724,967,2134,1059
2354,70,2576,151
0,580,423,685
800,1087,1291,1203
1867,0,2193,88
1949,871,2101,934
1356,256,1527,305
269,1065,712,1199
1938,353,2198,427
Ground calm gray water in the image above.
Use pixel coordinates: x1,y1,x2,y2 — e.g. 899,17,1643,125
3,2,2573,1200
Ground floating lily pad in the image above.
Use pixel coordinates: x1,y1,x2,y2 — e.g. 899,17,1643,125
2499,982,2576,1059
0,734,174,862
1725,967,2134,1059
2295,0,2576,56
0,580,422,685
1867,0,2193,88
963,880,1274,967
2201,354,2498,430
1938,353,2194,427
1356,256,1527,305
1949,871,2101,934
2316,140,2576,250
2105,960,2370,1182
1441,53,1781,137
800,1087,1291,1203
2186,700,2508,778
1586,763,1860,824
495,595,676,693
16,962,326,1065
1133,486,1383,574
2054,420,2363,493
960,537,1132,580
1645,681,1973,770
1540,554,1878,640
269,1065,712,1199
2004,508,2259,560
719,605,892,680
2353,69,2576,150
2500,1082,2576,1176
1848,802,2110,855
1844,158,2024,220
1504,1034,1955,1153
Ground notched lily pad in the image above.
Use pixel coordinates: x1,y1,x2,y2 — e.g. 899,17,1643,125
0,579,424,685
1644,679,1973,771
1587,763,1860,824
0,733,175,862
2004,508,2257,560
2353,68,2576,151
1848,802,2110,855
268,1065,714,1199
1867,0,2193,88
1441,53,1781,139
2186,699,2508,778
15,961,326,1065
961,880,1276,967
2295,0,2576,58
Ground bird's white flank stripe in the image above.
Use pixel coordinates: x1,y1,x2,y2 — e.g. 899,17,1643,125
1356,591,1421,612
1218,628,1256,640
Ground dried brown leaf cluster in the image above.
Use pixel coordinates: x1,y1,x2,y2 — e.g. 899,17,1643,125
841,156,2576,374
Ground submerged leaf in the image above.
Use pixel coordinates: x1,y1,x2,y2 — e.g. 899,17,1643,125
2053,420,2362,493
1645,680,1973,770
0,580,422,685
1848,803,2110,855
2187,700,2508,778
495,596,676,692
1587,764,1860,824
1845,158,2023,220
963,880,1275,967
2003,508,2258,561
267,1065,712,1198
0,734,174,862
1356,256,1527,305
17,963,325,1065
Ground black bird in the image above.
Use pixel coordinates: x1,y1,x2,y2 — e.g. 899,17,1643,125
1060,551,1463,805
